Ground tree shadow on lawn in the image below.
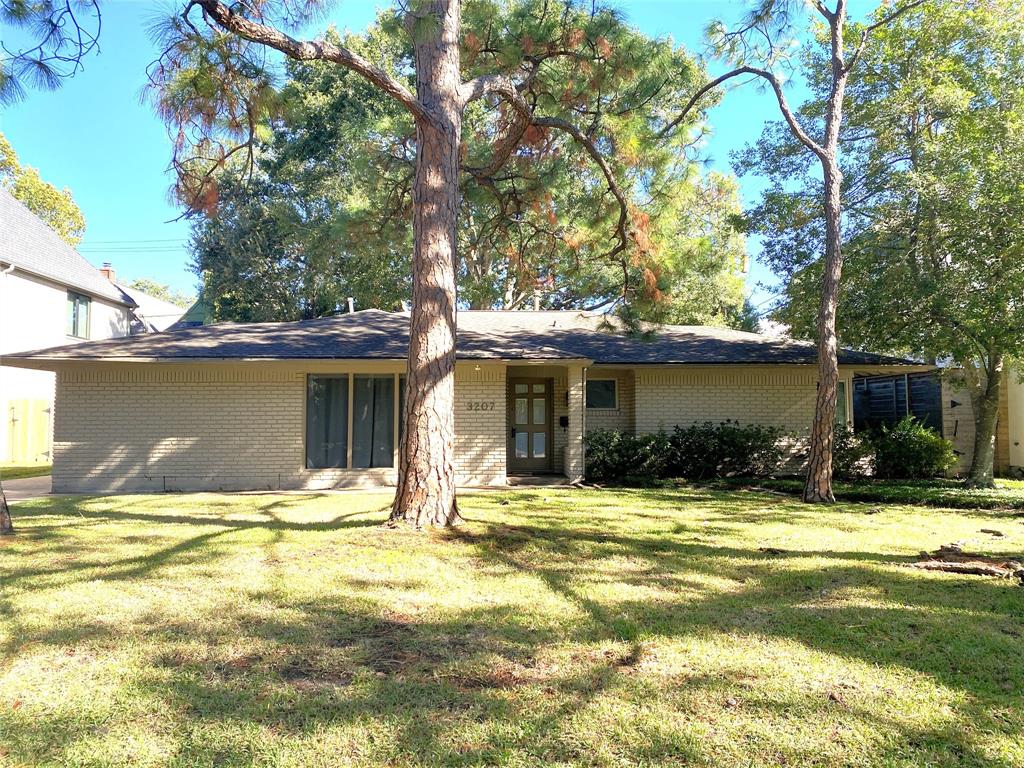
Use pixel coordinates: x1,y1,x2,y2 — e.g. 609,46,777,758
2,494,1023,766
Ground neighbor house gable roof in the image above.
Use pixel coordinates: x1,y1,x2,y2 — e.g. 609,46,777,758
115,283,187,333
0,308,917,367
0,187,131,306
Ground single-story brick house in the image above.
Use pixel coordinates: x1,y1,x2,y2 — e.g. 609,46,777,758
2,309,956,492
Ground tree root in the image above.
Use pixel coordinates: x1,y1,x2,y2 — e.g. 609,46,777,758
908,544,1024,584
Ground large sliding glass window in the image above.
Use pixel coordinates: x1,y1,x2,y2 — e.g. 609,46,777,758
306,373,401,470
306,376,348,468
352,375,395,468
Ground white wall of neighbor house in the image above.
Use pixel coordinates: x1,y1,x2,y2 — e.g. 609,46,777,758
50,360,508,493
943,369,1020,477
942,378,977,476
0,269,130,463
1008,371,1024,472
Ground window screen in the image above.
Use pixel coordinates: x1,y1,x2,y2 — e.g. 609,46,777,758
352,375,395,468
306,375,348,468
586,379,617,409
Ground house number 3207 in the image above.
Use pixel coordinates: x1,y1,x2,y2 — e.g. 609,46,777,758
466,401,496,411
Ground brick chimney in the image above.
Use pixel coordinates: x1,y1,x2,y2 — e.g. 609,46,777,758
99,262,116,282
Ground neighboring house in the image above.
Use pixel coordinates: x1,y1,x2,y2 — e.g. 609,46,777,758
2,309,939,492
1008,370,1024,477
116,278,188,333
0,188,185,464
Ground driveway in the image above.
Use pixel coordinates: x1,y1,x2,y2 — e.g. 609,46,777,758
3,475,51,502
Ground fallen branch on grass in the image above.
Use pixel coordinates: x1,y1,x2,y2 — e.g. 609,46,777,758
907,544,1024,584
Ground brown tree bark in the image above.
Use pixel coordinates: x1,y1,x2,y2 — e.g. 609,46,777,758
802,4,851,504
388,0,462,527
966,352,1004,488
803,158,845,502
0,480,13,536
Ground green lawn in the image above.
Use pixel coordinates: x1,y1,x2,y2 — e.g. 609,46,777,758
1,463,52,481
1,488,1022,767
711,476,1024,510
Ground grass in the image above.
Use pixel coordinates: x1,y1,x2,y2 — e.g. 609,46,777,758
1,487,1022,768
0,463,52,481
710,476,1024,510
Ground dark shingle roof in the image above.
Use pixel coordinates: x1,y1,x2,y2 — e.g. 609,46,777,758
1,309,916,367
0,187,132,305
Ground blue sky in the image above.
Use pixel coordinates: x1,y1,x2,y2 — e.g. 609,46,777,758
0,0,810,307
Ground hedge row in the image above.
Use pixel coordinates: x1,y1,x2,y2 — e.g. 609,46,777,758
584,417,956,483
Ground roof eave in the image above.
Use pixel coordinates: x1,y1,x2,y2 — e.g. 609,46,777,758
1,261,135,308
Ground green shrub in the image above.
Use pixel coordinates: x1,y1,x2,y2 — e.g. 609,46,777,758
584,429,671,482
869,416,957,479
668,421,785,479
585,422,784,483
832,424,873,479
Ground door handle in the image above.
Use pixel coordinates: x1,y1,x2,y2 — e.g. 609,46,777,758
510,427,516,438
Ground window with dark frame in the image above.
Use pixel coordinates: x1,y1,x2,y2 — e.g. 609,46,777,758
66,291,90,339
586,378,618,409
305,373,398,470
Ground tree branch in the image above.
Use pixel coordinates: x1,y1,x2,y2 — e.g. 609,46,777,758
844,0,929,74
460,73,632,280
659,65,824,160
193,0,428,122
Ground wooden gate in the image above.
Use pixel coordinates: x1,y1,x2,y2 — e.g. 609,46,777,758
6,399,52,463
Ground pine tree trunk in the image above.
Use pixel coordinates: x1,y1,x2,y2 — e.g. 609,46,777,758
803,161,844,503
0,479,13,536
966,353,1003,488
803,8,850,505
389,0,462,528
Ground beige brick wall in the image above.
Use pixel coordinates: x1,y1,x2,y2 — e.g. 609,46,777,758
53,362,507,492
453,365,506,485
634,366,833,434
1009,368,1024,472
632,365,865,472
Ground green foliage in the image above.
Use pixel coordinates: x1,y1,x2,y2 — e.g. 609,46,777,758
741,0,1024,373
868,417,957,480
667,421,784,480
157,2,751,324
831,423,872,480
585,422,785,483
125,279,194,309
583,429,670,483
0,0,100,104
0,131,85,246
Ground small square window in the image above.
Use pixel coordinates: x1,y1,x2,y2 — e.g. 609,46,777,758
586,379,617,409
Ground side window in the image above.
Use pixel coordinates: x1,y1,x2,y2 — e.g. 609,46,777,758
586,379,618,409
67,292,91,339
836,381,849,426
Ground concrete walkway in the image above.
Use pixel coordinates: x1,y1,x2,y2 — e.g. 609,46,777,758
2,475,52,502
